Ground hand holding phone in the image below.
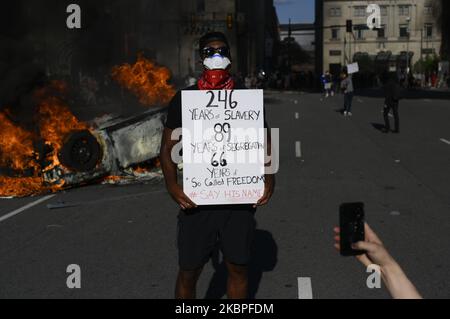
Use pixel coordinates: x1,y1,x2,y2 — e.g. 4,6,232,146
339,202,365,256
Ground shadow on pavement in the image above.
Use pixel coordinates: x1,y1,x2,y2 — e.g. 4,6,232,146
204,229,278,299
372,123,387,132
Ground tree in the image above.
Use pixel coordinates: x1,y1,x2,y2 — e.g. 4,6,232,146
436,0,450,59
278,37,311,72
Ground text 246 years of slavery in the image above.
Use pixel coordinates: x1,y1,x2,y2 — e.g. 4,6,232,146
189,108,262,121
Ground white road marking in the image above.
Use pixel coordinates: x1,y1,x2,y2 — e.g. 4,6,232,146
295,112,300,120
298,277,313,299
0,195,56,223
440,138,450,146
295,141,302,158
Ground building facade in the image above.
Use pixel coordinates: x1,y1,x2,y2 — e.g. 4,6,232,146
321,0,442,75
139,0,279,81
7,0,279,86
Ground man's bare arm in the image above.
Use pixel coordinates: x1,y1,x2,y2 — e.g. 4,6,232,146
160,127,197,210
255,128,275,207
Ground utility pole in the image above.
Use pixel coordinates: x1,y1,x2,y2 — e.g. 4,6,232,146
420,27,423,68
288,18,292,71
406,17,411,87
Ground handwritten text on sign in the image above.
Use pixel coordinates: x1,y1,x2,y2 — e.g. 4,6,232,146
182,90,265,205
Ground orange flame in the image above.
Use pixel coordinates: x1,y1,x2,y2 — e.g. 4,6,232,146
36,81,90,174
0,176,45,198
0,112,38,172
111,54,175,106
0,81,90,197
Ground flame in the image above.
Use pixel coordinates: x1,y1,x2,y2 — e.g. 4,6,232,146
36,81,90,174
0,112,38,172
0,176,45,198
111,54,175,106
0,81,90,197
1,76,164,198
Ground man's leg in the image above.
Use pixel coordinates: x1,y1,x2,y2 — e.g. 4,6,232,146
176,267,203,299
383,106,391,131
225,261,248,299
176,209,217,299
347,93,353,113
343,94,348,113
220,208,256,299
393,103,400,132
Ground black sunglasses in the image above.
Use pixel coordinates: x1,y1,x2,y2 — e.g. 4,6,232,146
201,47,231,58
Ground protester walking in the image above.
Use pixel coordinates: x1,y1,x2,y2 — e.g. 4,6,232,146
341,70,354,116
383,72,402,134
322,70,334,98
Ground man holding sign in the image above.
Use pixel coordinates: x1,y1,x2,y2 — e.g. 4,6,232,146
160,32,275,299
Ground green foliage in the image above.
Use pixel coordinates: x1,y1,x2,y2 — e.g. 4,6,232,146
413,54,440,73
278,37,311,66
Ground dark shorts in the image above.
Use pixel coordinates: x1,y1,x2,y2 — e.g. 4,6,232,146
177,205,256,271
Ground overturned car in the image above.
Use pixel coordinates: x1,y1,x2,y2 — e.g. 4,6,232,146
43,107,167,187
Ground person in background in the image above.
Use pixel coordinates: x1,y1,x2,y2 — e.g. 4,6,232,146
322,70,334,98
333,223,422,299
244,74,252,89
340,70,354,116
382,72,402,134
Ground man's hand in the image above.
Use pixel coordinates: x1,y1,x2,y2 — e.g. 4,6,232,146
168,183,198,211
254,174,275,208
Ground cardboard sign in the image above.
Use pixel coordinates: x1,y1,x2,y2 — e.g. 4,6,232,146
347,62,359,74
181,90,265,206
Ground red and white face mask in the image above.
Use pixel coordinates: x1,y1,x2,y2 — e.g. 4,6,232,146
201,46,232,70
203,53,231,70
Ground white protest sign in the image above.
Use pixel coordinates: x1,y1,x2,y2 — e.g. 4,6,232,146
181,89,265,206
347,62,359,74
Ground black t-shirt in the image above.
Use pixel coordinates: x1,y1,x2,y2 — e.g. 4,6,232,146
165,85,198,130
165,85,269,130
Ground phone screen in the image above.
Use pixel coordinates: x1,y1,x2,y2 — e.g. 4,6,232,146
339,203,365,256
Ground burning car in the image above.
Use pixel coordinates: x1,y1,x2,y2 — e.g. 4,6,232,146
0,55,174,198
42,107,167,188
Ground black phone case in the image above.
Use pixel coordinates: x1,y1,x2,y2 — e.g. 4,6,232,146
339,203,365,256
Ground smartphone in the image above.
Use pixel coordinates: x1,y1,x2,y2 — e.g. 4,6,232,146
339,202,365,256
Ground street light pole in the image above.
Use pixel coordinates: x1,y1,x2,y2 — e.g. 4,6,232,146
406,17,411,87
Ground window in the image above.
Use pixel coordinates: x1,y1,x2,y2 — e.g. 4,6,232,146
330,50,341,56
422,48,435,55
329,7,341,17
353,24,368,40
356,28,365,40
331,28,340,40
380,5,388,16
196,0,205,12
399,24,409,38
399,5,410,16
424,5,433,15
377,25,386,39
425,24,433,38
354,6,366,17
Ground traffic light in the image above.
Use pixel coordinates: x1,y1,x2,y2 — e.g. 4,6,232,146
227,14,233,30
346,20,353,33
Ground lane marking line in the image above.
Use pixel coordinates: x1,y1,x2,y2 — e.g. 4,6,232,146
295,141,302,158
298,277,313,299
440,138,450,146
0,195,56,223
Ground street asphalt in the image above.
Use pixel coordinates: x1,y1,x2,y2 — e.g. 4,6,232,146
1,91,449,299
